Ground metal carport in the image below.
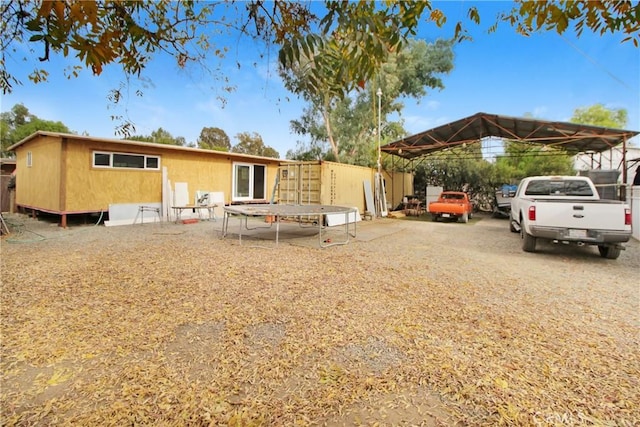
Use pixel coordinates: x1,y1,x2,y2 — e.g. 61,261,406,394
381,112,639,183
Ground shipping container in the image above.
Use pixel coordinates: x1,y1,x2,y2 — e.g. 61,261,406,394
276,161,411,215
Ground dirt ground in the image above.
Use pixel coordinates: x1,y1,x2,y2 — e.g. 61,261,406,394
1,212,638,426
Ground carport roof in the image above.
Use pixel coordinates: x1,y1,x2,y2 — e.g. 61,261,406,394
381,112,639,160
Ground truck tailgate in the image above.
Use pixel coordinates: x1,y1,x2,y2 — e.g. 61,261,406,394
534,199,629,231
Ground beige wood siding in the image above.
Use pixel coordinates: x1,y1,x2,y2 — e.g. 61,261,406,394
13,133,410,216
61,138,280,212
14,135,62,211
64,140,163,212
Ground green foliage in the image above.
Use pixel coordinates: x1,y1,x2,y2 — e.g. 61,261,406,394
494,141,575,181
1,1,637,137
1,1,224,94
231,132,280,158
488,103,628,187
413,144,496,197
410,140,575,210
283,38,454,165
198,127,231,151
1,103,70,157
278,2,431,102
129,128,185,146
2,1,637,99
570,103,628,129
500,1,640,47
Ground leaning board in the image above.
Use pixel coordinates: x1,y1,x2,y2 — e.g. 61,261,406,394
363,180,375,214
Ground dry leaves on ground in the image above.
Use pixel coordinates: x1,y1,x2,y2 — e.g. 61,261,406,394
1,216,639,426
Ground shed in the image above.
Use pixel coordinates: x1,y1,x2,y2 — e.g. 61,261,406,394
7,132,284,227
7,132,409,227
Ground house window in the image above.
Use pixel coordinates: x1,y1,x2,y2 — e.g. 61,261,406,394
94,153,110,166
26,151,32,167
232,163,266,201
92,151,160,170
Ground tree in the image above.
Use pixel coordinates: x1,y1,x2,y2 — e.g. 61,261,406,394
1,2,637,136
129,128,184,146
284,38,454,165
3,1,636,103
1,103,70,157
569,103,630,174
570,104,628,129
0,1,430,104
198,127,231,151
414,143,494,194
499,1,640,47
494,141,575,182
232,132,279,158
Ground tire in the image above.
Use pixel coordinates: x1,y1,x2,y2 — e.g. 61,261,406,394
460,212,469,223
521,228,537,252
509,220,518,233
431,214,438,222
598,245,621,260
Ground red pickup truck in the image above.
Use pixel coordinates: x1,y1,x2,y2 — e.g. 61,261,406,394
429,191,474,223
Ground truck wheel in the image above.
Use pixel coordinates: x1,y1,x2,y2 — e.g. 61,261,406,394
521,229,537,252
598,245,621,260
509,220,518,233
431,214,438,222
460,213,469,223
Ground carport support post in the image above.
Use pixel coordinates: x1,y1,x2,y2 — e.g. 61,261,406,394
622,135,628,188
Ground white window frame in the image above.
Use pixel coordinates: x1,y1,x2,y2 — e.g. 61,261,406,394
26,151,32,167
92,151,160,170
232,162,267,202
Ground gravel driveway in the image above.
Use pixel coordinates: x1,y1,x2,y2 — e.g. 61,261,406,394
1,212,638,425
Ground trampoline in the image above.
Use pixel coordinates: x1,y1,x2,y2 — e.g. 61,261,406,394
221,204,357,247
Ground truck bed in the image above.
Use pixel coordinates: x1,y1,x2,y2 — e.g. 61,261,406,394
525,198,629,231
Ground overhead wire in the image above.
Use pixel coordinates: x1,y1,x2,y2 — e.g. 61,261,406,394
559,34,633,91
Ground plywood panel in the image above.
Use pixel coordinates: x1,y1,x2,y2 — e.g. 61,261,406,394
15,135,62,211
208,191,225,220
174,182,189,206
56,137,279,213
64,140,162,212
363,181,374,214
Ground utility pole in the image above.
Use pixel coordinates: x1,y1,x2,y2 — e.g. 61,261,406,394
376,88,382,175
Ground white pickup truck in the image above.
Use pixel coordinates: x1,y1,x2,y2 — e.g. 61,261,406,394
510,176,632,259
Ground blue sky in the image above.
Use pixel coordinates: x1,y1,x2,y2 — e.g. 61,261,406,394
2,1,639,157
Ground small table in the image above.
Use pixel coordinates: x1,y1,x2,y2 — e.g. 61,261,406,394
171,205,218,223
134,205,162,225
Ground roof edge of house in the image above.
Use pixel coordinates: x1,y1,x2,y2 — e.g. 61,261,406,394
6,131,288,163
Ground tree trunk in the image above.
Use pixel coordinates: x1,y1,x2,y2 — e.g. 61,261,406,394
322,109,340,162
